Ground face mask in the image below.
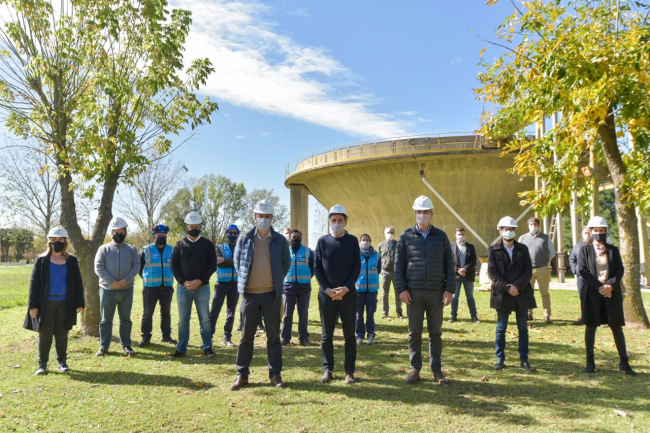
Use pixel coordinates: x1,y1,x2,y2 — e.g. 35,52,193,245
52,241,65,253
112,233,126,244
502,230,516,241
187,228,201,238
360,241,370,250
416,213,431,226
155,237,167,246
456,235,465,243
330,223,345,235
582,233,591,242
227,235,238,244
256,218,271,231
592,233,606,243
530,225,539,234
385,233,395,241
290,238,302,247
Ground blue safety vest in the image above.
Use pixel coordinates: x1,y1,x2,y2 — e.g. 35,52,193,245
356,251,380,293
284,245,311,284
217,243,238,283
142,244,174,287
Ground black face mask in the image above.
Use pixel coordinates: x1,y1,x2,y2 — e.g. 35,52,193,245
592,233,607,243
291,239,302,251
52,241,65,253
188,228,201,238
155,237,167,246
227,235,238,244
112,233,126,244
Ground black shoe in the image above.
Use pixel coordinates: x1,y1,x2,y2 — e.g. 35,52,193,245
299,340,316,347
138,338,151,348
397,314,406,319
494,359,506,370
448,317,457,323
35,364,48,376
281,339,291,346
585,359,596,373
236,325,242,331
471,317,481,324
520,361,536,372
204,349,216,358
619,360,636,376
527,312,534,321
161,335,178,345
168,350,186,359
57,361,70,372
95,347,108,357
123,346,136,356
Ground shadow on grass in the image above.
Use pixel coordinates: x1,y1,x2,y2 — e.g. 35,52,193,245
68,369,214,390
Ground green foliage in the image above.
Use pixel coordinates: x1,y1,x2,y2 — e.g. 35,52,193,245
0,227,34,262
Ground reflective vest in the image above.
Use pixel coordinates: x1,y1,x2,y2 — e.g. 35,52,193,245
142,244,174,287
356,251,380,292
284,245,311,284
217,243,238,283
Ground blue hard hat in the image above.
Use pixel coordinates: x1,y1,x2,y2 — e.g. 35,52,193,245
152,224,170,235
226,224,240,234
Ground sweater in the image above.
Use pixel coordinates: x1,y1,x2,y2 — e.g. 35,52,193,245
94,241,140,291
377,240,396,272
518,232,555,267
314,233,361,293
171,237,217,286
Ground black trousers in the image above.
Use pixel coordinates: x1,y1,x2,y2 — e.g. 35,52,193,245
210,282,239,340
319,290,357,374
585,325,628,359
235,291,282,379
141,286,174,338
38,300,68,365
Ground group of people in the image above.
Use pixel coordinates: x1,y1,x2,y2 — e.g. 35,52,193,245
25,195,636,384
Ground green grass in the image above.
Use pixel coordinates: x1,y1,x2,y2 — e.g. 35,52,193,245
0,265,32,308
0,266,649,432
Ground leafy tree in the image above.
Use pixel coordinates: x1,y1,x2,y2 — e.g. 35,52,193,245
0,228,12,261
239,188,290,235
477,0,650,326
0,0,217,334
11,228,34,262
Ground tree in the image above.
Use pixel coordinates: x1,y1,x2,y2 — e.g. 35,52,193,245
0,144,60,239
0,228,12,261
239,188,290,234
310,200,329,248
0,0,217,334
476,0,650,326
118,157,186,235
165,174,247,244
11,228,34,262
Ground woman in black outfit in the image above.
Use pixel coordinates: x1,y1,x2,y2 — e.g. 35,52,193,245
25,227,85,375
577,216,635,375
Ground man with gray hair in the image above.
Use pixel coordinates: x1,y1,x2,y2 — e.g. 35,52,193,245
378,226,404,319
518,217,555,323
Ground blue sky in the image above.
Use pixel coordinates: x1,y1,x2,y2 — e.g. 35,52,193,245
170,0,516,210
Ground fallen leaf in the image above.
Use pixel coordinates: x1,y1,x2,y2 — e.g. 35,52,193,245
10,390,19,393
229,402,236,407
11,365,19,369
196,382,204,388
554,400,565,406
268,416,273,421
481,376,489,382
473,358,478,362
613,409,632,418
127,401,139,404
90,384,100,387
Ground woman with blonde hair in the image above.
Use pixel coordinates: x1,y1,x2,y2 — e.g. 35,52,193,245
24,227,85,375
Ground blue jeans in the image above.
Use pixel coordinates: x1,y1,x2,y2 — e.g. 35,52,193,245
451,277,477,318
495,309,529,361
176,284,212,354
281,292,311,342
356,291,378,339
99,288,134,349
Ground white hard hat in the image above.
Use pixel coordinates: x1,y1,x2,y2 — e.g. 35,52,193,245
184,211,203,224
328,204,348,218
108,216,128,231
497,216,518,229
587,216,608,228
253,199,275,215
47,226,68,238
412,195,434,211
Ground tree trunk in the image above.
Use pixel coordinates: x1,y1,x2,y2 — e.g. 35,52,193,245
597,107,650,328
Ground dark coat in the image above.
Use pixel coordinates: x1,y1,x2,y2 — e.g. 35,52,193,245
569,240,588,297
394,225,455,293
451,242,477,282
487,241,537,312
577,243,625,327
24,255,85,332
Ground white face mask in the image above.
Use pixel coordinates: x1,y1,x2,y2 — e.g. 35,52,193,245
385,233,395,241
416,213,431,226
582,233,591,242
256,218,271,231
502,230,516,240
530,225,539,234
456,235,465,243
330,223,345,235
360,241,370,250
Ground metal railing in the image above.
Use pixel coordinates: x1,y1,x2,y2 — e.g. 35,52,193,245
285,132,484,178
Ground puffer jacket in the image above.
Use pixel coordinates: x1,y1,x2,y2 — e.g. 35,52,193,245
394,225,455,293
234,227,291,299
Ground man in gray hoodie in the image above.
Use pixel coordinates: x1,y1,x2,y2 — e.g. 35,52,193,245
94,217,140,356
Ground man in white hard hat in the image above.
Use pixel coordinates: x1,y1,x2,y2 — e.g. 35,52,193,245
395,196,455,385
169,212,218,359
231,200,291,390
488,216,537,372
94,217,140,356
518,217,555,323
314,204,361,385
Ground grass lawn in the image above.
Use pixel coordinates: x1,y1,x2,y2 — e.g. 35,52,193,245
0,265,648,432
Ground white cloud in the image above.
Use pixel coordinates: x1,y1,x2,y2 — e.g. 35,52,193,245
450,57,462,66
173,0,411,138
236,135,245,139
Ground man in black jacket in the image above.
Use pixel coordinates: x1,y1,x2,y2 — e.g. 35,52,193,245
395,196,455,385
487,216,536,372
449,228,479,323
